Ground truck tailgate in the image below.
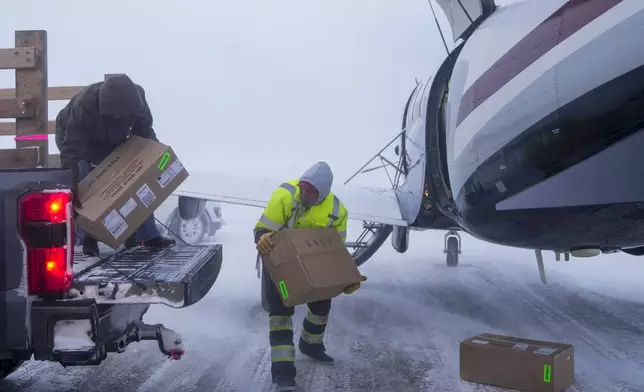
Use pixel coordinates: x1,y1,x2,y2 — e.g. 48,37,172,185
70,244,222,307
0,168,75,354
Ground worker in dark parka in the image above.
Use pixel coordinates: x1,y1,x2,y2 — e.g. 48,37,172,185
55,74,175,257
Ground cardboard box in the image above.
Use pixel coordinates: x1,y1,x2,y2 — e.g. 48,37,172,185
460,333,575,392
262,227,363,306
75,135,189,249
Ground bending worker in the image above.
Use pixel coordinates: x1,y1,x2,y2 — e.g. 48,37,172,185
254,161,367,391
55,74,176,257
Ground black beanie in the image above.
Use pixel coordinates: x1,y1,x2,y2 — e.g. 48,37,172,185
98,74,145,116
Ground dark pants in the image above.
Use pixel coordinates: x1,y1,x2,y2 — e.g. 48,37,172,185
262,263,332,381
75,160,160,245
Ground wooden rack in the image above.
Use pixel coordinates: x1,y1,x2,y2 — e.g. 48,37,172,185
0,30,113,168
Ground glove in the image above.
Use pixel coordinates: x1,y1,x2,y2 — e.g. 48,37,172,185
256,232,275,254
343,275,367,295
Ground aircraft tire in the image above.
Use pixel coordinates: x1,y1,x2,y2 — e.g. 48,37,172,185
353,224,393,267
446,236,459,267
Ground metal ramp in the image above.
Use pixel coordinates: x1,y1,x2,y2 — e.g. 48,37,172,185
70,245,222,308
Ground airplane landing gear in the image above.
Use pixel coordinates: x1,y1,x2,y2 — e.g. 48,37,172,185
444,229,461,267
554,251,570,261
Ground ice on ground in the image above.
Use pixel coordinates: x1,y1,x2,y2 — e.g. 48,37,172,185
4,204,644,391
53,320,94,352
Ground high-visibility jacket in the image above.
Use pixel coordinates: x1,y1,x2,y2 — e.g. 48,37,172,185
254,179,348,241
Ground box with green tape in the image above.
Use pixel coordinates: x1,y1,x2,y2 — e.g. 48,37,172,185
260,227,363,307
76,135,189,249
459,333,575,392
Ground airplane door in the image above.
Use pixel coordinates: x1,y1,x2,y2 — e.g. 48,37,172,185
395,80,431,224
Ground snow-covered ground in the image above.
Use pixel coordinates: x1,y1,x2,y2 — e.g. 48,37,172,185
3,205,644,391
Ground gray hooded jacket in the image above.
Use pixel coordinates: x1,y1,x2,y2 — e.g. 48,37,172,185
299,161,334,205
253,161,335,243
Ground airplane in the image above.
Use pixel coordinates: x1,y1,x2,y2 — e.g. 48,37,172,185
171,0,644,285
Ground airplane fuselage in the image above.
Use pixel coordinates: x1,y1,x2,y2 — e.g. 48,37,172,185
399,0,644,252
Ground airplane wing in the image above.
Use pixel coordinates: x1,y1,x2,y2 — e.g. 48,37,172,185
435,0,496,42
173,170,408,227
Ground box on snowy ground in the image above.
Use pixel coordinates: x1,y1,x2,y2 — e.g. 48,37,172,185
75,135,188,249
261,227,363,307
460,333,575,392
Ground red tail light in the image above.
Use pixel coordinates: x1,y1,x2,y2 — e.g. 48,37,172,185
18,190,74,296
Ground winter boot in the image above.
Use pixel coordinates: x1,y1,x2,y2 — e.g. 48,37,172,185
273,376,297,392
298,339,334,363
82,236,100,257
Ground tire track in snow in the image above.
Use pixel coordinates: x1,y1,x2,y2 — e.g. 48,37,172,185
135,299,272,392
358,257,501,391
413,257,644,391
206,302,273,391
3,231,644,391
466,262,644,391
2,345,168,392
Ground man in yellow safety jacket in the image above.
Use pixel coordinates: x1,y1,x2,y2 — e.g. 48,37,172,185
254,161,367,391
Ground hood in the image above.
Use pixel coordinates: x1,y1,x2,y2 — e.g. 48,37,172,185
98,74,145,116
300,161,334,205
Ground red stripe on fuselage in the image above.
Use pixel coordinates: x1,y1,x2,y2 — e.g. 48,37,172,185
455,0,625,128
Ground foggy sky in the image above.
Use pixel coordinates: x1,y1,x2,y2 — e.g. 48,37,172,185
0,0,515,186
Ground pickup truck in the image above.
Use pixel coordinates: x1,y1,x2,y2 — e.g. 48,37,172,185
0,167,223,379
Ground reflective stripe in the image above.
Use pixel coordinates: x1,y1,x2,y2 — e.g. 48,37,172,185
279,182,297,195
338,230,347,240
257,183,297,232
280,182,300,229
286,204,300,229
271,344,296,362
279,182,341,231
269,315,293,331
326,196,340,227
306,310,328,326
259,214,282,230
300,330,324,344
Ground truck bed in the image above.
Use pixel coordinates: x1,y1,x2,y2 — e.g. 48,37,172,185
0,168,223,366
69,244,222,308
25,244,223,366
